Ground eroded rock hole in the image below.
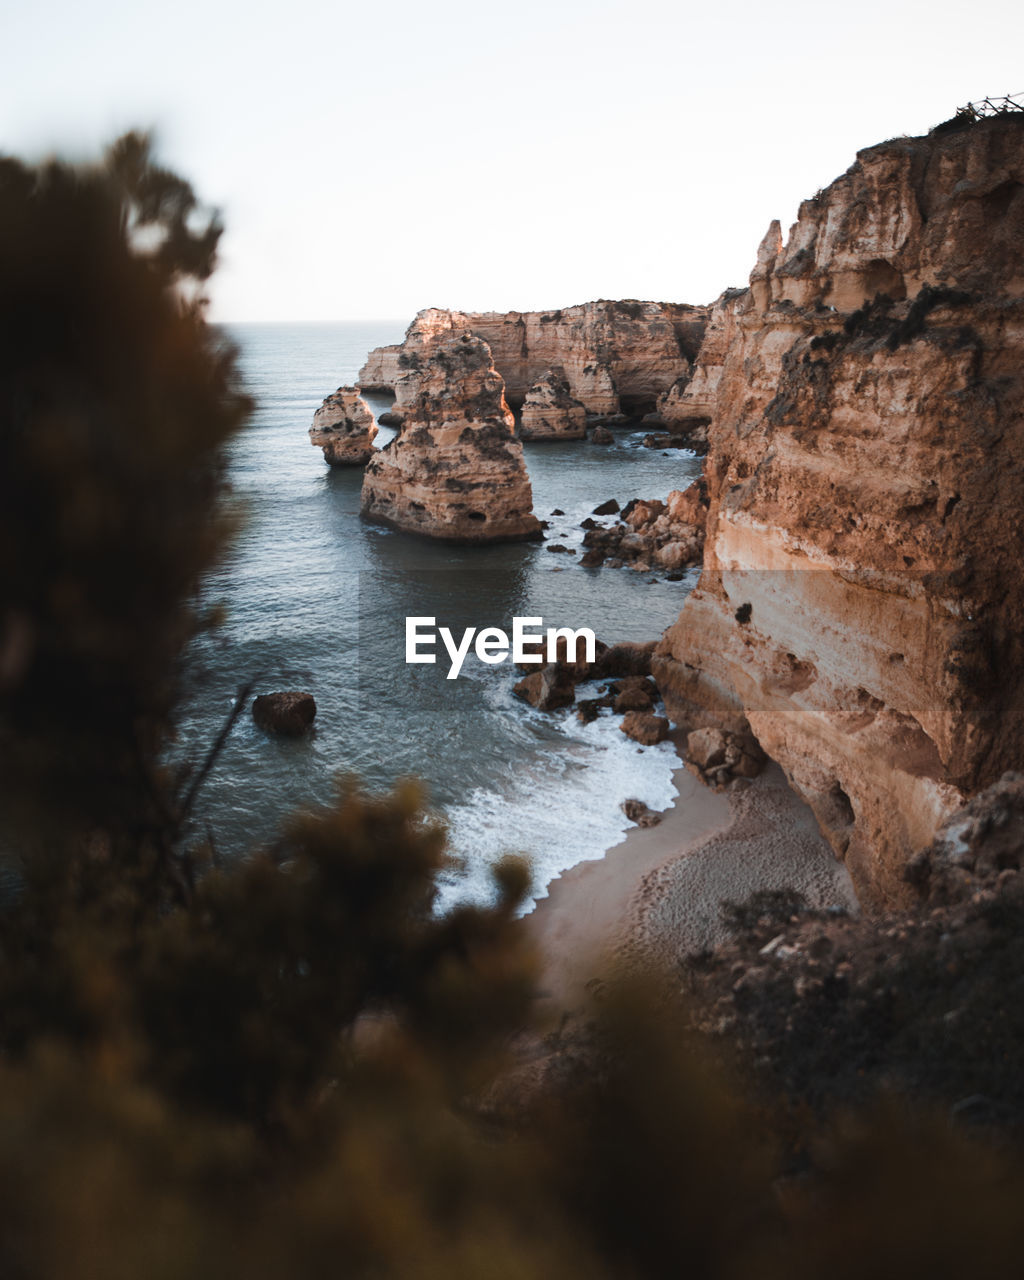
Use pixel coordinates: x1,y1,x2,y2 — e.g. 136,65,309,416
864,258,906,302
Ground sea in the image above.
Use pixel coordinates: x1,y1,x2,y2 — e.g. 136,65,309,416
177,322,703,913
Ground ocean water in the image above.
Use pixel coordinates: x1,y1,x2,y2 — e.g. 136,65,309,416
179,322,703,911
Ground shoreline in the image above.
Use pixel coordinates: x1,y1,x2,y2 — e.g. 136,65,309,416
522,756,859,1017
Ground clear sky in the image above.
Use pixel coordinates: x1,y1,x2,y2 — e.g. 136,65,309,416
3,0,1022,321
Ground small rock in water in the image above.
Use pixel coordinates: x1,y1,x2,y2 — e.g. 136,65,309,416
591,426,613,444
252,691,317,736
593,498,620,516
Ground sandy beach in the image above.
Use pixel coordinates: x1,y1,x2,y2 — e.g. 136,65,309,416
523,756,859,1016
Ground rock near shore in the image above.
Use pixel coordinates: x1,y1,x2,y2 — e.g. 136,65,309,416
581,482,708,571
360,333,542,543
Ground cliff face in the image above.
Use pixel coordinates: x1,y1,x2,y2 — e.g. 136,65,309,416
360,333,542,543
654,114,1024,906
359,300,708,416
309,387,377,465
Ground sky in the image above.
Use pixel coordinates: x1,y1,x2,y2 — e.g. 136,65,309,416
3,0,1023,322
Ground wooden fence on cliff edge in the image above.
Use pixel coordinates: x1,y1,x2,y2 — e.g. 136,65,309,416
955,93,1024,121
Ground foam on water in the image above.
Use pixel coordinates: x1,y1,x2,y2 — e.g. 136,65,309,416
436,664,680,914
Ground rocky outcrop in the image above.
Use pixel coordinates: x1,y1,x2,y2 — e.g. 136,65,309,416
359,300,708,418
360,333,542,543
580,482,708,571
653,113,1024,907
309,387,377,465
519,371,587,440
620,711,669,745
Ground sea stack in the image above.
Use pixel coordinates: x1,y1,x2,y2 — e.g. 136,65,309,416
519,370,587,440
360,333,542,543
310,387,377,465
653,112,1024,907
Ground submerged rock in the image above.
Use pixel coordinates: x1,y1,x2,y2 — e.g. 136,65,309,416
360,333,542,544
309,387,377,465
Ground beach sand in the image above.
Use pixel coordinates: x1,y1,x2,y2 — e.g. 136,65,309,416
523,756,859,1017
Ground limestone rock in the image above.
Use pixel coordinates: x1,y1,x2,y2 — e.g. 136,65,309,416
309,387,377,465
622,798,663,827
359,299,709,418
252,691,317,736
620,712,669,745
519,370,587,440
360,333,542,544
653,113,1024,905
590,425,613,444
594,641,657,679
906,773,1024,904
513,662,576,711
685,727,765,790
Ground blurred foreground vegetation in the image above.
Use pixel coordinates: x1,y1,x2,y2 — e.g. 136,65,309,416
1,136,1024,1277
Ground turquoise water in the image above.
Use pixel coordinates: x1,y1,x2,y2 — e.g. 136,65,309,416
179,322,703,910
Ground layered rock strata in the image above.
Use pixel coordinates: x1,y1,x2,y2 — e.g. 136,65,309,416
360,333,542,543
359,300,708,417
653,113,1024,906
519,371,587,440
309,387,377,465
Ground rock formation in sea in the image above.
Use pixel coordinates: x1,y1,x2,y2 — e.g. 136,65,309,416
519,371,587,440
653,111,1024,906
252,691,318,736
358,300,708,419
360,332,542,543
309,387,377,465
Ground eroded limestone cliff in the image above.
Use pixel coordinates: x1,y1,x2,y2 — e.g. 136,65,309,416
359,300,708,417
654,113,1024,906
360,333,542,543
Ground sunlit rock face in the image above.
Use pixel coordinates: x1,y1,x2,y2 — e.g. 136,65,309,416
519,370,587,440
358,300,708,417
654,114,1024,907
360,333,542,544
309,387,377,465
